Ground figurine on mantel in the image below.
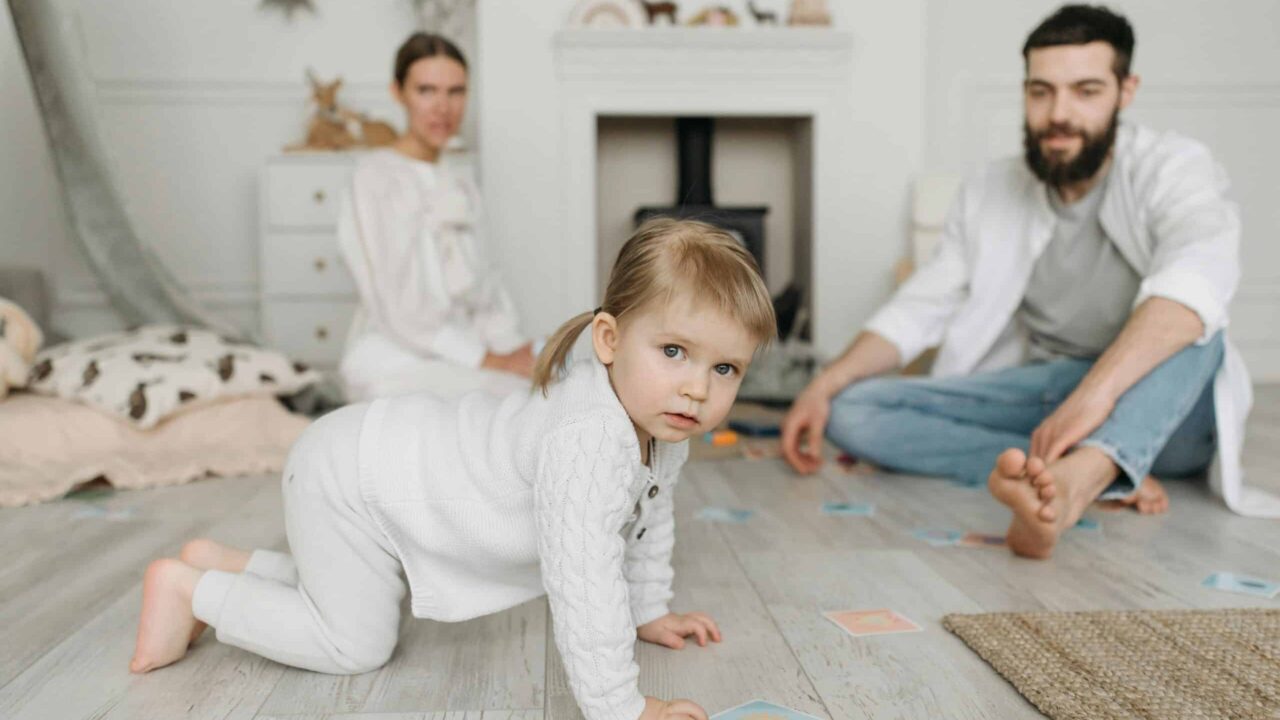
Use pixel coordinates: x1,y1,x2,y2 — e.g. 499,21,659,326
787,0,831,26
284,70,398,152
747,0,778,25
687,4,739,26
639,0,678,25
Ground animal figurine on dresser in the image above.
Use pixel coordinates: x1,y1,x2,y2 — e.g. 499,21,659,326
285,70,399,152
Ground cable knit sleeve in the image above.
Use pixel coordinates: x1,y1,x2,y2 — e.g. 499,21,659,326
535,416,646,720
622,471,676,628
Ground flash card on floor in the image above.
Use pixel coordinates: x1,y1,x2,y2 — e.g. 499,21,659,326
696,506,754,524
821,501,874,517
741,441,781,461
912,528,963,546
1202,572,1280,598
1075,517,1101,531
824,608,923,638
959,532,1006,548
713,699,823,720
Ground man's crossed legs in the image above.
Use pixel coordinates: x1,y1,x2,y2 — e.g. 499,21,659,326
825,334,1223,558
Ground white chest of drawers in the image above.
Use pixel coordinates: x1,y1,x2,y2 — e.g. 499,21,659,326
259,154,359,368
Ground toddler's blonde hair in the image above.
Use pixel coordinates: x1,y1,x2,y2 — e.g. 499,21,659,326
533,218,776,395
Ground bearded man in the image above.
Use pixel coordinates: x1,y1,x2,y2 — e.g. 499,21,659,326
781,4,1277,558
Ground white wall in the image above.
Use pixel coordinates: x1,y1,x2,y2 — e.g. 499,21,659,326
3,0,1274,378
0,0,471,337
925,0,1280,380
480,0,925,354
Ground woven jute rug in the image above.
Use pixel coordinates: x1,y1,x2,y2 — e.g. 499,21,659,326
943,608,1280,719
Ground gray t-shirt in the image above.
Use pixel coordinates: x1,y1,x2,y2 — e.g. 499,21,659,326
1019,172,1141,361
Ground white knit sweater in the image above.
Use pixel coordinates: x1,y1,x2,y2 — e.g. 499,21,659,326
356,357,686,720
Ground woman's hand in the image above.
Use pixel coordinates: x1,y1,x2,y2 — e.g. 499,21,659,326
638,612,722,649
639,697,708,720
482,343,535,378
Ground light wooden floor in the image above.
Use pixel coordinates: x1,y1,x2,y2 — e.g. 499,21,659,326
3,387,1278,720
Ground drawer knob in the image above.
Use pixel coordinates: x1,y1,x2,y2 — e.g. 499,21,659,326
313,189,326,204
315,326,329,341
313,257,328,272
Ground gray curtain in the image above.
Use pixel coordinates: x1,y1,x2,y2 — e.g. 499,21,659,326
6,0,249,340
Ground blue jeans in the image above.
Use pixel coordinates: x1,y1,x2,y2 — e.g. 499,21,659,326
825,333,1223,498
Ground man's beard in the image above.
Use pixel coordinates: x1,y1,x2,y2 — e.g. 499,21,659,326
1023,108,1119,188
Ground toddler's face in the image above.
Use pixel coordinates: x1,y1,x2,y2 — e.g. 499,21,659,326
593,294,758,447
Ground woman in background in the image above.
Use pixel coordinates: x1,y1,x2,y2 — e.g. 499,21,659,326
338,32,535,402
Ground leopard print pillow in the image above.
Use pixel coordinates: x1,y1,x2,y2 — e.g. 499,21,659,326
25,325,320,428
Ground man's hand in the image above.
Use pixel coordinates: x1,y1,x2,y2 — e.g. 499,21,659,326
637,612,722,649
1029,297,1205,463
482,343,535,378
639,697,708,720
1031,386,1116,463
781,383,832,474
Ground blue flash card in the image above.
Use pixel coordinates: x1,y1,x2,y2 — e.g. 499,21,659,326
1074,517,1101,531
821,501,875,517
713,699,824,720
912,528,963,546
1201,572,1280,599
696,506,755,524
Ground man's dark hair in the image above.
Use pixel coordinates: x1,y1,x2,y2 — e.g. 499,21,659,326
1023,5,1135,81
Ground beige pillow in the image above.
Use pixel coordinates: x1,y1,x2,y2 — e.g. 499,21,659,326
26,325,320,429
0,393,310,508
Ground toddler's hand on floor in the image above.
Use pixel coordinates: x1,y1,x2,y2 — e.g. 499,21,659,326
638,611,722,649
640,696,708,720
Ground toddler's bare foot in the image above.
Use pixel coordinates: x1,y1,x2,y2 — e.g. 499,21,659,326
1097,475,1170,515
130,558,203,673
178,539,250,645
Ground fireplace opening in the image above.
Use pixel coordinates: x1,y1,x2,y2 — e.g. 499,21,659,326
597,115,812,343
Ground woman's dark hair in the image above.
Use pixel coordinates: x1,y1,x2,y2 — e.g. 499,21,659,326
394,32,467,86
1023,4,1135,81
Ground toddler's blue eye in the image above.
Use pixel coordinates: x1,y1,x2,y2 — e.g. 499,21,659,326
663,345,681,358
715,364,736,376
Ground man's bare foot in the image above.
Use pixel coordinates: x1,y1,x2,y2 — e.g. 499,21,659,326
178,539,250,645
130,558,204,673
988,449,1057,558
989,447,1118,559
1097,475,1170,515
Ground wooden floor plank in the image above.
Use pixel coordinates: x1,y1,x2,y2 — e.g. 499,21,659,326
736,548,1043,720
1,385,1276,720
0,474,282,688
255,598,546,717
0,475,290,720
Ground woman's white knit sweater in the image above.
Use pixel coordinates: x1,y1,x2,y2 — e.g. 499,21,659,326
357,356,686,720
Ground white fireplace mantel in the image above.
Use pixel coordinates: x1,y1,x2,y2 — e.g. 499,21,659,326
554,27,853,83
554,27,874,355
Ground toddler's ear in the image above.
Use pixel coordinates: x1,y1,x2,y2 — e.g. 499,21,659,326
590,313,620,365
